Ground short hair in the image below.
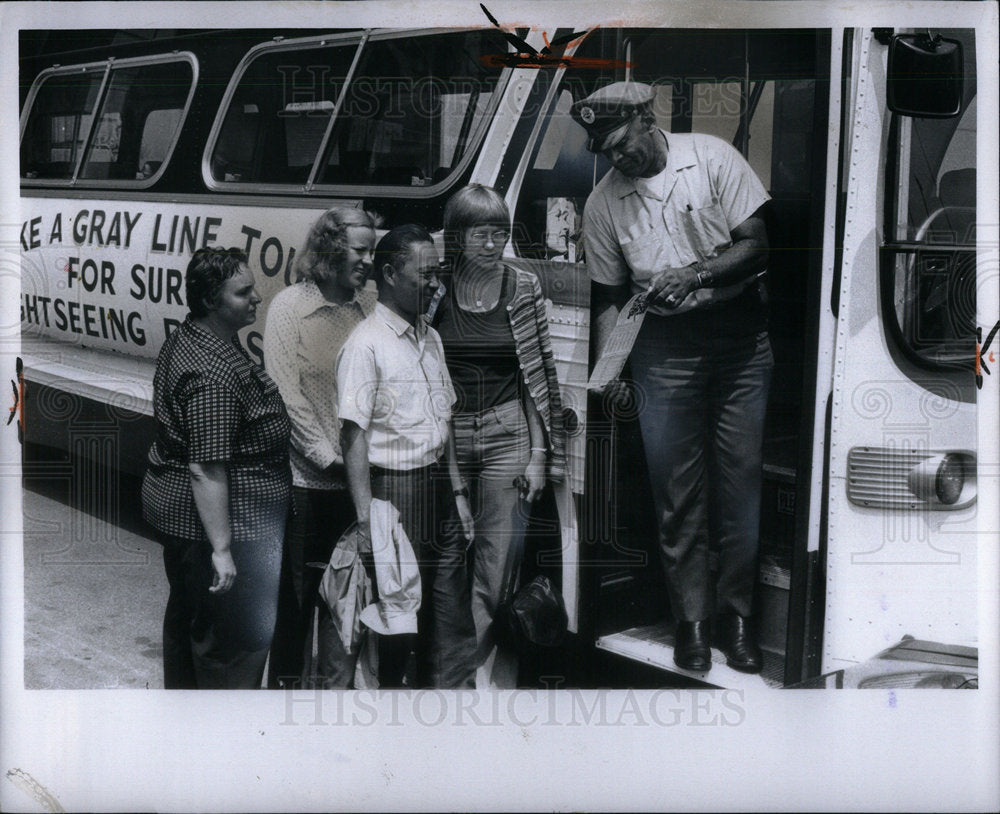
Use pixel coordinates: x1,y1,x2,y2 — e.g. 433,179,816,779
442,184,510,267
185,246,249,317
293,206,376,283
371,224,435,292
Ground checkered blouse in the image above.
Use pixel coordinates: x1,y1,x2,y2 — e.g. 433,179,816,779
142,317,292,544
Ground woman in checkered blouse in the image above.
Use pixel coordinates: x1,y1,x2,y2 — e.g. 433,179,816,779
142,247,292,689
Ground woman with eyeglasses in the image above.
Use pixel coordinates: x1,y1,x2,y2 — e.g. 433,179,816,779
434,183,567,688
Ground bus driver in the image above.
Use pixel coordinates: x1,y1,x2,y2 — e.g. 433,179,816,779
572,82,773,674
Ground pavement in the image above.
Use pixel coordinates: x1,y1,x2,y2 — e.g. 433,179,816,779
18,470,676,691
22,478,167,689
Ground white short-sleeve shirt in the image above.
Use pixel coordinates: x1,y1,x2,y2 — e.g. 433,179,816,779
335,302,455,471
584,131,770,317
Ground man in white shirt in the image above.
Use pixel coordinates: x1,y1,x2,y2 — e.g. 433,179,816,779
336,224,476,688
573,82,773,674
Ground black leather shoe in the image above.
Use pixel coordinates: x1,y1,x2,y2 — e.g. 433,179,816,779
719,615,763,673
674,620,712,672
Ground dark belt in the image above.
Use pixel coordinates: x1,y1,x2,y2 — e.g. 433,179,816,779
368,461,440,480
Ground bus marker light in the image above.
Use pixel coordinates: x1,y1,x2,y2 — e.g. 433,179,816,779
907,453,965,505
934,454,965,505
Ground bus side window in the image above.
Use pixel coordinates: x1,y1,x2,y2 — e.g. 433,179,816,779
207,29,507,191
20,68,103,180
20,54,196,185
79,60,194,182
316,30,506,188
208,40,360,186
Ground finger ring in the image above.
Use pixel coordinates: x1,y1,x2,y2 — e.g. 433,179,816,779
665,294,677,304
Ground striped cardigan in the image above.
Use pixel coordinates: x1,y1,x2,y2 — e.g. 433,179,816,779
504,263,567,483
433,263,567,482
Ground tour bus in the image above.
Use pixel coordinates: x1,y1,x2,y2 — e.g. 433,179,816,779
18,21,989,688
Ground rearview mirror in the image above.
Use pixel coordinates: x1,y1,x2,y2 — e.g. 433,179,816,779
886,33,963,118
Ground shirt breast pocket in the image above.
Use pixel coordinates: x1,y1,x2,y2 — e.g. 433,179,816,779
682,201,732,257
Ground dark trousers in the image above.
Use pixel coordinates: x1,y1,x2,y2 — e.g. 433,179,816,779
161,534,276,689
267,486,357,689
630,326,773,622
370,463,477,689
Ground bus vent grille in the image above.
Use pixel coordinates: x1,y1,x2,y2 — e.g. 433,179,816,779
846,446,931,509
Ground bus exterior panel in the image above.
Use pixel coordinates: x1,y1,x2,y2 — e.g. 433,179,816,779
822,29,979,671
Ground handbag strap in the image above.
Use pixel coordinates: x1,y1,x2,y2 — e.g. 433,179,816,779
312,604,320,664
499,541,524,606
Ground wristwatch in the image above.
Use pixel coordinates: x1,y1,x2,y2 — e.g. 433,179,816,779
693,263,712,288
453,485,470,499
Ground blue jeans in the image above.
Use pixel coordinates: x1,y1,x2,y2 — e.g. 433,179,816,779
630,325,773,622
451,399,532,688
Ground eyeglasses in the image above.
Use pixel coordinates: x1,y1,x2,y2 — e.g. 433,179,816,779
467,228,510,244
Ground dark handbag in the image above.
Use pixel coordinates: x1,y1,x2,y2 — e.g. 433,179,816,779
494,574,568,654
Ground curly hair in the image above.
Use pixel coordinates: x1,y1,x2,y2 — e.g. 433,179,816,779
293,206,376,283
442,184,510,270
185,246,249,317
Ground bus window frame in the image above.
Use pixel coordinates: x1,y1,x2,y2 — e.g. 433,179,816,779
19,51,199,190
879,108,977,373
201,28,512,198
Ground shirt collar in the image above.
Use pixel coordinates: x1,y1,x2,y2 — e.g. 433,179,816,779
613,129,698,199
183,314,245,357
374,301,422,339
665,131,698,171
298,279,375,316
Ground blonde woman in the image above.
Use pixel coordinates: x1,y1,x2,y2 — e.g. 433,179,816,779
263,206,377,688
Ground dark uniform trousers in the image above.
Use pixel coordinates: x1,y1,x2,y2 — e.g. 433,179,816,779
630,319,773,622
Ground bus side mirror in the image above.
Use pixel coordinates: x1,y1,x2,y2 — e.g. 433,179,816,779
886,33,963,118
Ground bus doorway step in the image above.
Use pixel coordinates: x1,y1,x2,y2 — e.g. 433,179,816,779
595,622,785,689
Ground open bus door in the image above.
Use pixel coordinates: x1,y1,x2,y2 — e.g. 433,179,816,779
502,25,981,689
496,27,833,687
